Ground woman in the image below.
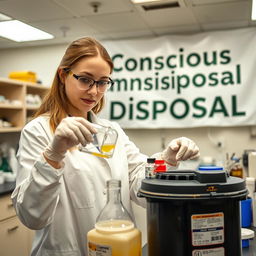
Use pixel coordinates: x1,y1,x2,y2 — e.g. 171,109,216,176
11,37,199,256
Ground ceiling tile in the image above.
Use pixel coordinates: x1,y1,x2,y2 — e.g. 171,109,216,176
191,0,245,5
202,20,250,31
137,7,198,28
30,18,100,38
82,11,149,33
153,24,201,35
53,0,134,17
107,29,154,39
0,0,73,22
192,1,251,23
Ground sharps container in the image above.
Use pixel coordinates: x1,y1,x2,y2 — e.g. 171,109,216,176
138,167,247,256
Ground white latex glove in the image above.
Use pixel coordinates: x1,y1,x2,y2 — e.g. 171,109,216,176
161,137,200,166
44,117,96,162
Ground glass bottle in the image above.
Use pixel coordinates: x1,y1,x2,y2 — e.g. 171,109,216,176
230,162,243,178
87,179,142,256
145,158,156,179
230,157,243,178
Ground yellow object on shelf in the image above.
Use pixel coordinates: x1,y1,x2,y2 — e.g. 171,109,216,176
8,71,37,83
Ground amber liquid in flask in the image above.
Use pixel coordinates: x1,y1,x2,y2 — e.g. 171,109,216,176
87,179,142,256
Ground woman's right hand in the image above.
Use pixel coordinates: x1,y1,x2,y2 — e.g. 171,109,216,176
44,117,97,163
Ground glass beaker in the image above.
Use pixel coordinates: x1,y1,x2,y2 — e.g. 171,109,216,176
78,124,118,158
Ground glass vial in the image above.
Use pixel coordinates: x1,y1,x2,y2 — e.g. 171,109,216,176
145,158,156,179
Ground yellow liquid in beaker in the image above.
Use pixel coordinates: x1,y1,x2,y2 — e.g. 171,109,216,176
91,144,116,158
101,144,115,152
91,152,109,158
87,220,141,256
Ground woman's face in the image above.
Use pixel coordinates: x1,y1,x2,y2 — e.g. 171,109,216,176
63,55,112,118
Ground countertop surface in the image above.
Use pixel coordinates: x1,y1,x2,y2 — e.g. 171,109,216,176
0,181,15,196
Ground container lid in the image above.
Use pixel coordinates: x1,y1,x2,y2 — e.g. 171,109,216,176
147,158,155,163
198,166,223,171
139,169,247,200
155,165,166,173
241,228,255,240
155,160,165,164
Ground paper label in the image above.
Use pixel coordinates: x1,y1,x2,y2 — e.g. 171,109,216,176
88,242,112,256
192,247,225,256
191,212,224,246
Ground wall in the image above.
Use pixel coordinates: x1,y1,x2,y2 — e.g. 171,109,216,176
125,126,256,164
0,44,67,86
1,43,256,245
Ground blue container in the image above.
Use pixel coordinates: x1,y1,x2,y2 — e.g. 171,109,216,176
240,198,252,228
242,239,249,248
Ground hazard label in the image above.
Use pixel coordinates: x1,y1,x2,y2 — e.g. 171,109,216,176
191,212,224,246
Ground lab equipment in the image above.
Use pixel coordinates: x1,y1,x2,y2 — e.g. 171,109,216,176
240,198,252,228
145,158,156,179
87,179,141,255
79,124,118,158
138,168,247,256
225,153,243,178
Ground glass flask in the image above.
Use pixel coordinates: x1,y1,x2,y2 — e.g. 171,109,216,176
78,124,118,158
87,179,142,256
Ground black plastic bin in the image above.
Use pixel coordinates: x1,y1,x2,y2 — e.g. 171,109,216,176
138,168,247,256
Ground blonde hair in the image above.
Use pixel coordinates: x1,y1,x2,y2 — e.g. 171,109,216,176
34,37,113,131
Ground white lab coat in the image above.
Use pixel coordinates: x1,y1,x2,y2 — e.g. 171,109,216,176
11,112,148,256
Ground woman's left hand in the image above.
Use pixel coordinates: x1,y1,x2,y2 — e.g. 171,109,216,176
161,137,200,166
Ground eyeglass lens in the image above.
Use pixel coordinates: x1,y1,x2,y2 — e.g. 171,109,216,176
77,77,111,92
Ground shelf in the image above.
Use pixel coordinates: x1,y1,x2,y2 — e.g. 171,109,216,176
0,78,48,89
0,127,22,133
0,78,24,87
26,105,41,110
26,83,49,90
0,77,49,134
0,103,23,109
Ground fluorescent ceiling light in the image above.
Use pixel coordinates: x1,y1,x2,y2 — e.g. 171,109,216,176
252,0,256,20
131,0,162,4
0,20,54,42
0,13,12,21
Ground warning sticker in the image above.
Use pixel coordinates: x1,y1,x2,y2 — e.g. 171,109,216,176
191,212,224,246
192,247,225,256
88,242,112,256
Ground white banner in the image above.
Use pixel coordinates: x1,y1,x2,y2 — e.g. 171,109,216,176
100,28,256,128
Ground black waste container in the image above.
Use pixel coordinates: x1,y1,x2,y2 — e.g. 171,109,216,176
138,168,247,256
